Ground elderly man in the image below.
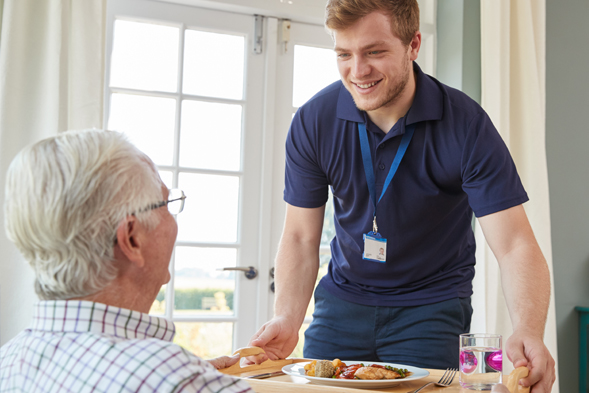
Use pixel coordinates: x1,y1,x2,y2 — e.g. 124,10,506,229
0,130,252,393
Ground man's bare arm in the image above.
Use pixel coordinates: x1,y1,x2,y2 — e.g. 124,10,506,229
274,203,325,324
478,205,555,392
478,205,550,335
247,203,325,360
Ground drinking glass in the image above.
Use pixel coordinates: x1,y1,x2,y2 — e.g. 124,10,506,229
459,333,502,390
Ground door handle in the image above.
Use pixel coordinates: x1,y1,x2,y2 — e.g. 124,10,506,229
218,266,258,279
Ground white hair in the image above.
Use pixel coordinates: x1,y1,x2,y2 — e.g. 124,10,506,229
4,129,163,300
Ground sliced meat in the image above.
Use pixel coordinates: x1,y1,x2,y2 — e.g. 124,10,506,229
354,366,401,380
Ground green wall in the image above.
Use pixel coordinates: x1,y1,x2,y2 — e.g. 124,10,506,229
546,1,589,392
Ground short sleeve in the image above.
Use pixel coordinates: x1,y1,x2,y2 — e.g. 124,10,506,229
283,108,329,208
461,112,529,217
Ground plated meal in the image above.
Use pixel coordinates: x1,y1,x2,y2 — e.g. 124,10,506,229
282,360,429,389
304,358,412,380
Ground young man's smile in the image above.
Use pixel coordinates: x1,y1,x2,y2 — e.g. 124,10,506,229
333,12,420,127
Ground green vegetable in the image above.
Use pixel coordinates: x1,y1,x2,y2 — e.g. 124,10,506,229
384,365,408,378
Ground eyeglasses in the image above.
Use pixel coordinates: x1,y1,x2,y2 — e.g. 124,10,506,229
139,188,186,215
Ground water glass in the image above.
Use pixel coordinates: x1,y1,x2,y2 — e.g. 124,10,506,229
459,333,502,390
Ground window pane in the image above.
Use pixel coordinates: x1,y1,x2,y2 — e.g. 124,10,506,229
183,30,244,100
177,173,239,242
149,284,166,316
180,101,242,171
173,246,236,315
290,323,309,358
293,45,340,107
174,322,233,358
110,20,178,92
108,93,176,166
159,171,174,189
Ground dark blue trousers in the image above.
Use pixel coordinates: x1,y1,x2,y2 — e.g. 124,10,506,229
303,284,472,369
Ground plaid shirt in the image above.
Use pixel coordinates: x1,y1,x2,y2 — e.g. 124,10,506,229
0,301,252,393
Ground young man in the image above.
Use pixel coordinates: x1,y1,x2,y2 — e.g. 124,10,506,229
1,130,252,393
248,1,555,392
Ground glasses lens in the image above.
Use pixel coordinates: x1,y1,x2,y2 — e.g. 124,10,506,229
167,189,185,215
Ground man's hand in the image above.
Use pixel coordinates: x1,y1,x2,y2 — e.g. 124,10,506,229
245,316,300,364
207,354,240,370
505,330,556,393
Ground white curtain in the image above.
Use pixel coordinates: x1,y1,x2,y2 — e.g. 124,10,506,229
0,0,106,345
471,0,559,389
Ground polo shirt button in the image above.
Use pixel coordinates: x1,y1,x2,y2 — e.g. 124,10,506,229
379,163,385,170
379,143,385,149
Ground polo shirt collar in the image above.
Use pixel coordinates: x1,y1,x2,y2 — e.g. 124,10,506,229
336,62,443,127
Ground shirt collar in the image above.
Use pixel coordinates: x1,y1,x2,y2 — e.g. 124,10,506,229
336,62,444,127
30,300,175,342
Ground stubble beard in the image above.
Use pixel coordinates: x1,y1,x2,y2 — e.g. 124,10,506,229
351,56,411,113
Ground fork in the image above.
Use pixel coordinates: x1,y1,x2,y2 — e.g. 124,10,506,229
407,368,457,393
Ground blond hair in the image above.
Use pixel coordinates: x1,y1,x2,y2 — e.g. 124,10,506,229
4,130,163,300
325,0,420,46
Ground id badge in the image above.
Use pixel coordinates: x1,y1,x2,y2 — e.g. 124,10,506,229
362,232,387,263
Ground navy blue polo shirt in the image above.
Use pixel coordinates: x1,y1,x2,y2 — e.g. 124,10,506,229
284,62,528,307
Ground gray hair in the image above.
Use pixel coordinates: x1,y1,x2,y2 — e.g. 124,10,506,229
4,130,163,300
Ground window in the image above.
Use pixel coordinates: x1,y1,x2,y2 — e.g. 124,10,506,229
105,0,266,357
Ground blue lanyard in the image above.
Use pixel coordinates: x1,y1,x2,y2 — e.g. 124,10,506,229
358,122,415,228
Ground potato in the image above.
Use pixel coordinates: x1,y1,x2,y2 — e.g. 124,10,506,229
304,360,317,376
332,358,342,369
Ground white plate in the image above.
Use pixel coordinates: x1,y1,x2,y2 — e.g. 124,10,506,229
282,361,429,389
